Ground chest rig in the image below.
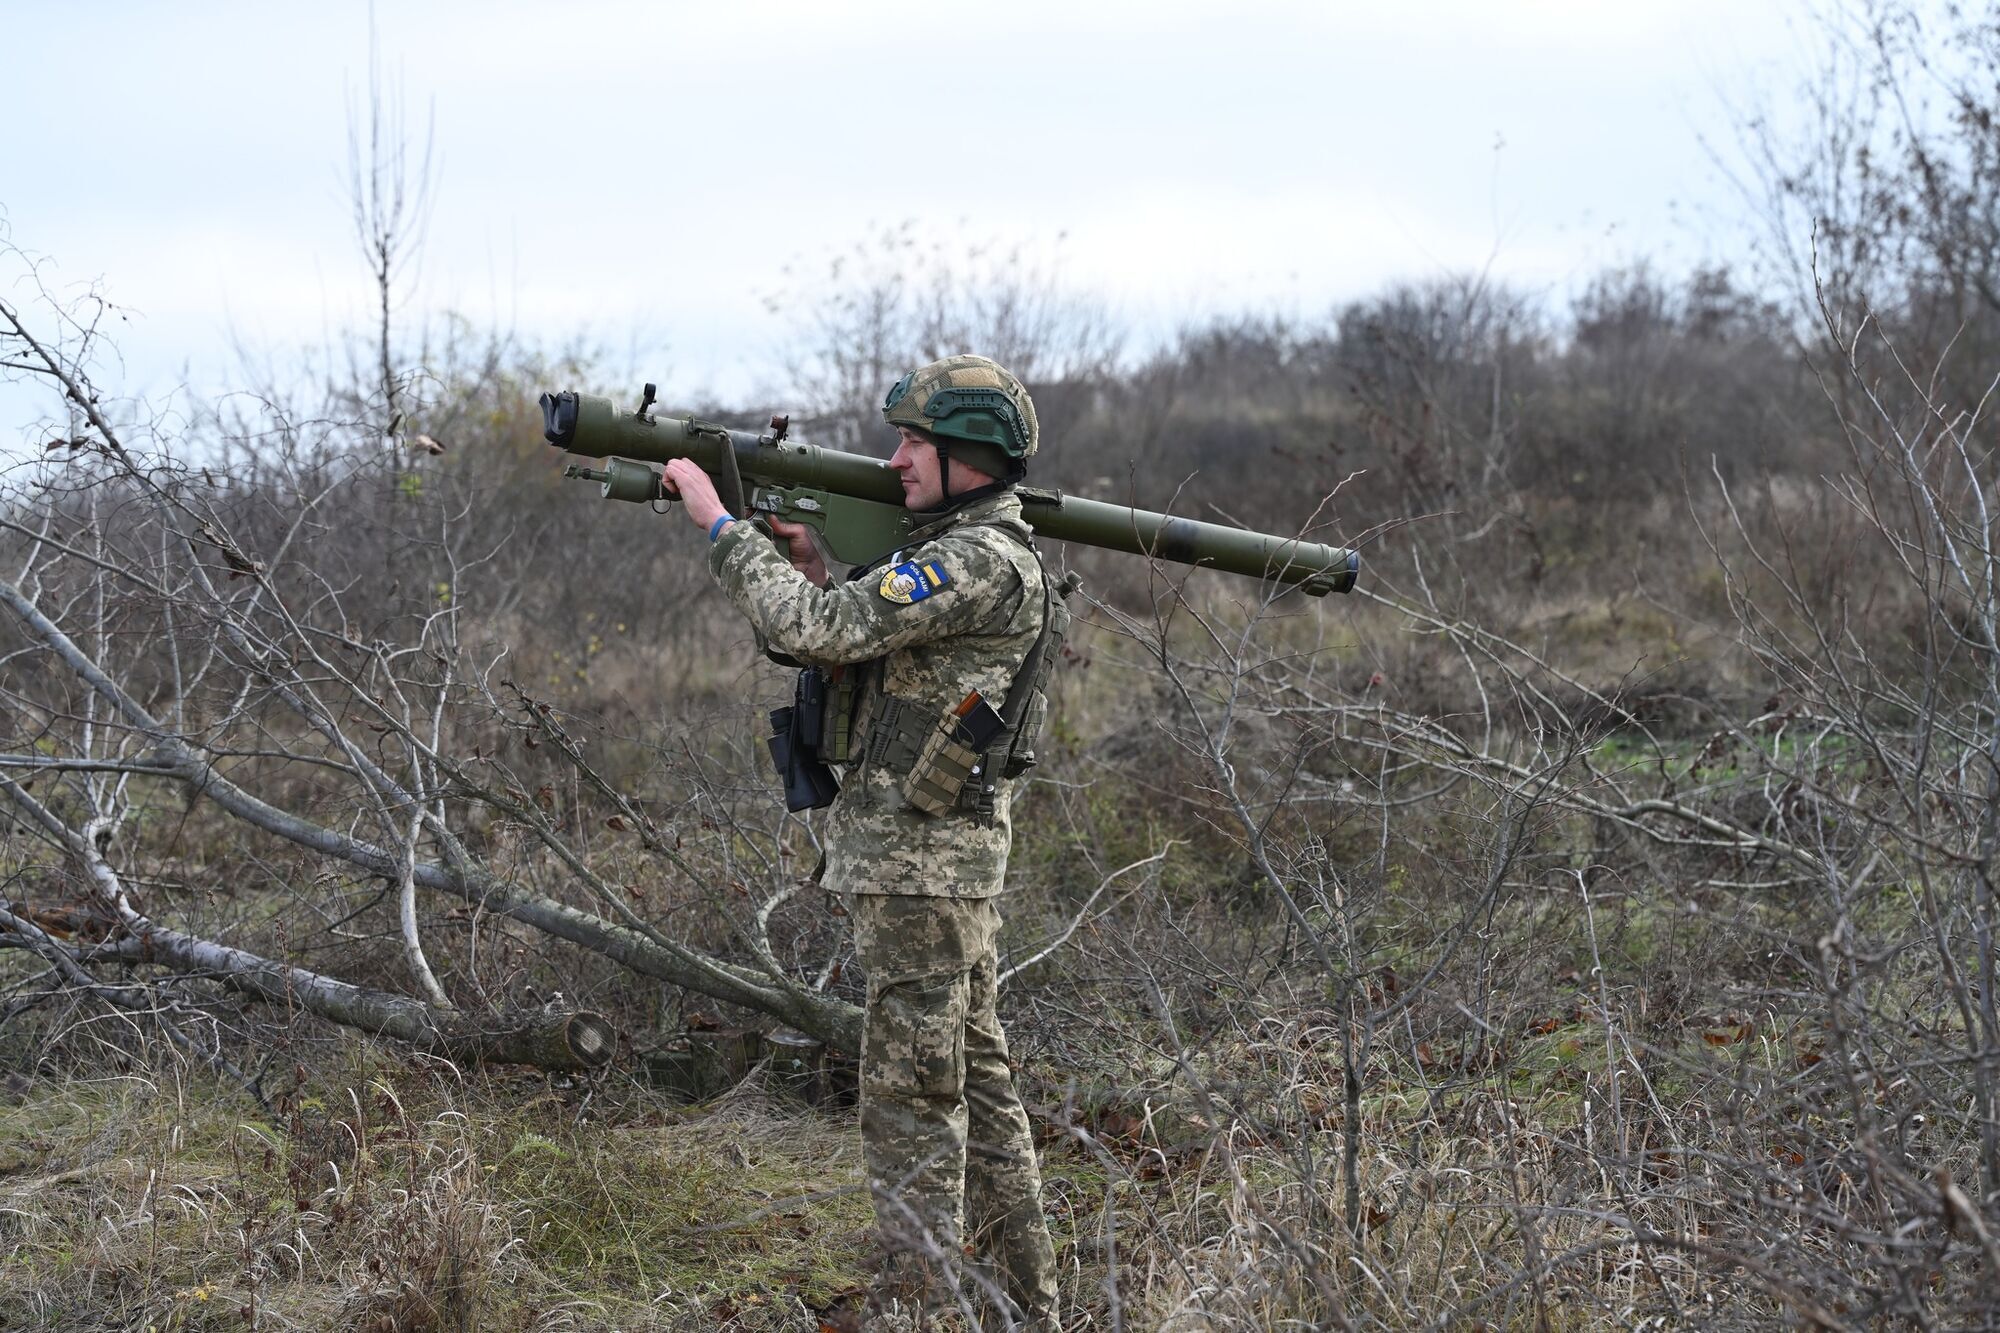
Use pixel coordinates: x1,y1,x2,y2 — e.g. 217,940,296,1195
766,517,1079,818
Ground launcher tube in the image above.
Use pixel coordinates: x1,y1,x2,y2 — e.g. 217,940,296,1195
543,390,1357,596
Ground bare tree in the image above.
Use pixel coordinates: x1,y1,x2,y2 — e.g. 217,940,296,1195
0,264,865,1087
773,221,1122,454
346,3,435,469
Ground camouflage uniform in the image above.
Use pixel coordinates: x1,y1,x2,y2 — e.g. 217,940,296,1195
706,489,1061,1328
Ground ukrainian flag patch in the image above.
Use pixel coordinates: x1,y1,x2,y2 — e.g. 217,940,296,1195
878,559,951,605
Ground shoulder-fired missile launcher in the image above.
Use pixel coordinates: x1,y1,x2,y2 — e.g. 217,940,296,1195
539,384,1358,596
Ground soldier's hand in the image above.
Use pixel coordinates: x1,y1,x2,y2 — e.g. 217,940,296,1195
767,517,830,586
659,459,728,532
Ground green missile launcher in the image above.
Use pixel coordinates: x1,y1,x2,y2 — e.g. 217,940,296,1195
540,385,1359,597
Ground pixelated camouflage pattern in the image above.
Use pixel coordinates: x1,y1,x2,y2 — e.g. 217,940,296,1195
707,491,1046,898
882,353,1041,461
849,891,1060,1329
706,488,1061,1322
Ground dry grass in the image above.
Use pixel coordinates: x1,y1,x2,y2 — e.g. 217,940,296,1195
7,566,1992,1330
0,1057,876,1332
2,403,1993,1330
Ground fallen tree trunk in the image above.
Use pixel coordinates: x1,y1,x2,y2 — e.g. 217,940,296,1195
166,753,865,1051
0,577,866,1056
90,923,617,1071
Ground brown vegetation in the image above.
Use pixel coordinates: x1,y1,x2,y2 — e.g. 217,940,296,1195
5,3,2000,1327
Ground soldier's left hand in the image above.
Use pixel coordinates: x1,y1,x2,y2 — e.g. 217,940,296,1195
659,459,729,533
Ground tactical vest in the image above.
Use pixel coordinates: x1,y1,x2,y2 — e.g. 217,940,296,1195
784,520,1079,819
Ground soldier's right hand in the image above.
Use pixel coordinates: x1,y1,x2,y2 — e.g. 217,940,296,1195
766,517,830,587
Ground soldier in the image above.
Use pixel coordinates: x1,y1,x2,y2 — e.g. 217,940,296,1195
659,355,1063,1329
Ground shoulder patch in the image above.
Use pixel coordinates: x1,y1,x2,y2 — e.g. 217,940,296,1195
878,559,952,605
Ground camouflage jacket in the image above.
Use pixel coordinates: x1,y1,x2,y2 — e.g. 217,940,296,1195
706,491,1045,897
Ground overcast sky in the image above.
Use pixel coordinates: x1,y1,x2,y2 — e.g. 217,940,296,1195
2,0,1812,440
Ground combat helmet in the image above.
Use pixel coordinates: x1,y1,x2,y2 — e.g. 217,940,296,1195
881,354,1039,487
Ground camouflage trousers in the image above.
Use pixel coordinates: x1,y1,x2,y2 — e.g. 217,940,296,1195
848,891,1060,1329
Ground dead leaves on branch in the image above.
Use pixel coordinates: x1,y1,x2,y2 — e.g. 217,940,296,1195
191,520,263,580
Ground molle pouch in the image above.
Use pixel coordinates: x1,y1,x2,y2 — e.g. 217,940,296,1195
794,668,827,751
819,665,857,763
1001,689,1049,779
902,707,983,816
999,576,1076,779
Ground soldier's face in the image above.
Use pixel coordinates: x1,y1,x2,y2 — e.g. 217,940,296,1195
890,427,946,509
